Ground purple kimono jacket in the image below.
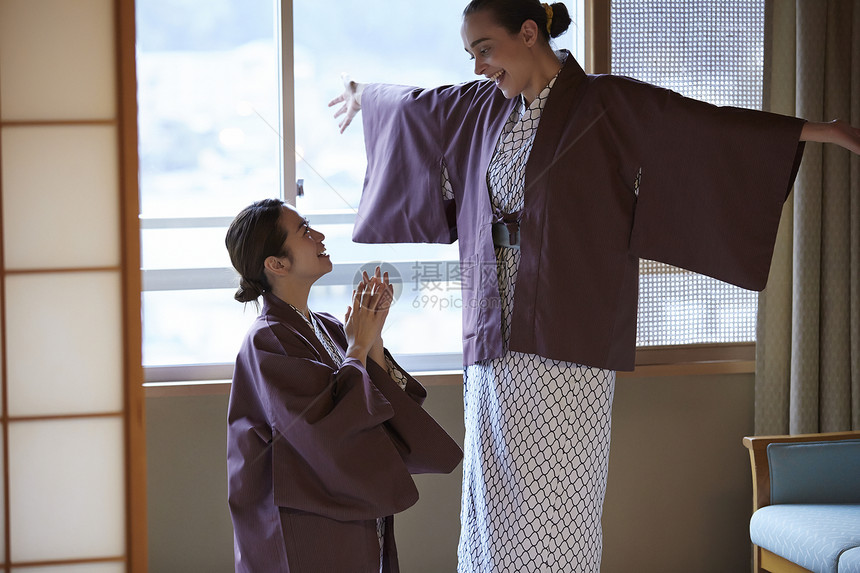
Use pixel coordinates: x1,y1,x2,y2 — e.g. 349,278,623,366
227,293,462,572
354,51,805,371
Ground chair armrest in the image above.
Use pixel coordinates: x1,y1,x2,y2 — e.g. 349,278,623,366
743,431,860,511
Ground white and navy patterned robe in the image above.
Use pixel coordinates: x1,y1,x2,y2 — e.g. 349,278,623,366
442,61,615,573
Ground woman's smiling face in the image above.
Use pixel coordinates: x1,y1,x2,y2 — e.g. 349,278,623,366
461,8,536,100
276,205,332,283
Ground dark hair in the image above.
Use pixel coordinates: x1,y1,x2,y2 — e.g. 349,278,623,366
225,198,291,304
463,0,571,41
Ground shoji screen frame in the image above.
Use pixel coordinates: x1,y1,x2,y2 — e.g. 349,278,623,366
119,1,147,569
0,0,145,571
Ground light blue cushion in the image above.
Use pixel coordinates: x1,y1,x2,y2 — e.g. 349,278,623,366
839,547,860,573
750,505,860,573
768,440,860,504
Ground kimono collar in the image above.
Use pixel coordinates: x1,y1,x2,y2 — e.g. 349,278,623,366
491,51,584,245
261,291,306,325
555,49,587,93
261,292,340,368
523,49,589,189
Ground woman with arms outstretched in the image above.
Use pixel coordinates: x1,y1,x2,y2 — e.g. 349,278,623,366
330,1,860,570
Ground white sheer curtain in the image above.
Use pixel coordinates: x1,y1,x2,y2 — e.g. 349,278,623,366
756,0,860,435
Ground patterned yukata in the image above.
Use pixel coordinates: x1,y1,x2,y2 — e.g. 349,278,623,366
449,58,616,573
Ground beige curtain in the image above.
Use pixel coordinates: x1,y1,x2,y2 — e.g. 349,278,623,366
756,0,860,435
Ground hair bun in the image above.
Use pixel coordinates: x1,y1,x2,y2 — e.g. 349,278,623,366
235,278,263,303
548,2,572,38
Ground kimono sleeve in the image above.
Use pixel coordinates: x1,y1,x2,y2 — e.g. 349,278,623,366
249,325,421,522
367,351,463,475
355,83,463,244
604,75,805,291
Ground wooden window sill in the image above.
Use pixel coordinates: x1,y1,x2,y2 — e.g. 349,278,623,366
144,343,754,398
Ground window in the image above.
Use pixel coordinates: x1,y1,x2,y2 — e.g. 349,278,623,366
137,0,281,383
138,0,763,386
138,0,582,384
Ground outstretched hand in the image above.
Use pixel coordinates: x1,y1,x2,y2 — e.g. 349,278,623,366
830,120,860,155
328,72,364,134
801,119,860,155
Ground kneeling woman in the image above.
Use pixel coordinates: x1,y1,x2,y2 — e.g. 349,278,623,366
225,198,463,573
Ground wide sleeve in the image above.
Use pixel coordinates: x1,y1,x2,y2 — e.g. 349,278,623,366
354,82,479,245
367,351,463,475
247,323,422,522
603,75,806,291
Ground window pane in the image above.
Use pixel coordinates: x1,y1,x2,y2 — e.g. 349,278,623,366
141,227,233,270
142,285,464,368
136,0,281,372
611,0,764,108
136,0,279,219
637,260,758,346
611,0,765,346
142,289,256,366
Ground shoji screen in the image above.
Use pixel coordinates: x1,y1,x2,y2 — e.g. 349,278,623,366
0,0,143,571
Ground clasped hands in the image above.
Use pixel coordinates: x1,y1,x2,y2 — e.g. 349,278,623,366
344,266,393,367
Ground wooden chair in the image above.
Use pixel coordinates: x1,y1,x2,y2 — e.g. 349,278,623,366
743,430,860,573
